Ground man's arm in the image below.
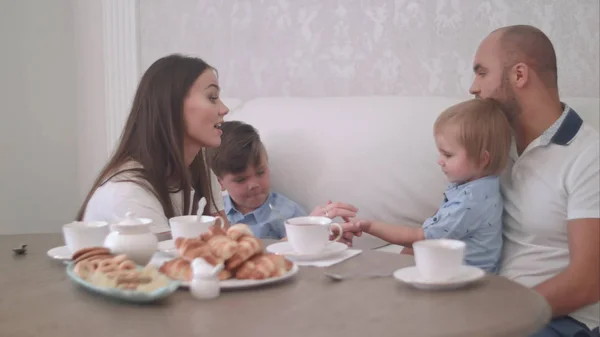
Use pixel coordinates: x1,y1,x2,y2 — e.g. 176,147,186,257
534,218,600,317
536,141,600,316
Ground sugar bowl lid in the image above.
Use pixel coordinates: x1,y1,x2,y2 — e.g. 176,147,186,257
111,212,152,232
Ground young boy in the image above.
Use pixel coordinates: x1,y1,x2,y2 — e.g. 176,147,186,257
348,98,512,273
207,121,356,239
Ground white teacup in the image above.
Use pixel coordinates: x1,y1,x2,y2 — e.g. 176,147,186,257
62,221,110,254
284,216,343,255
413,239,466,282
169,215,225,240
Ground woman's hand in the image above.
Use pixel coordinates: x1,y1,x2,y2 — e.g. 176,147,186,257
310,200,358,222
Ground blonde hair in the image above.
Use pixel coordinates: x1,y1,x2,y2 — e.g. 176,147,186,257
434,98,512,176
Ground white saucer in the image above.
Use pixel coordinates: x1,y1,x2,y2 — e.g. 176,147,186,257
266,241,348,261
157,240,178,256
47,245,72,261
393,265,486,290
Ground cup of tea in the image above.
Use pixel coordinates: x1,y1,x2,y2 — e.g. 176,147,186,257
169,215,225,240
62,221,110,254
284,216,343,255
413,239,466,282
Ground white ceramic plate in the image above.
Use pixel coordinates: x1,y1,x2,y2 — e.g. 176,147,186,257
393,265,486,290
218,263,299,290
47,245,72,261
265,241,348,261
149,256,300,290
65,262,180,303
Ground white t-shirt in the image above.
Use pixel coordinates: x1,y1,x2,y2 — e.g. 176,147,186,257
499,104,600,328
83,162,224,234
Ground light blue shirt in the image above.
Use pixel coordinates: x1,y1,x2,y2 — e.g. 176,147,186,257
423,176,503,273
224,192,307,239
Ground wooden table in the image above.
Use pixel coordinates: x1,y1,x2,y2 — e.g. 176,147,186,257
0,234,551,337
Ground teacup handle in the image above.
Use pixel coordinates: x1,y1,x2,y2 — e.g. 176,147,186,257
214,216,225,229
329,223,343,242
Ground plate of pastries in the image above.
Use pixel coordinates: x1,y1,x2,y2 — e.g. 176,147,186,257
66,247,180,303
158,224,299,289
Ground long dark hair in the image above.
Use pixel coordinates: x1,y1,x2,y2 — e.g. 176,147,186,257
76,54,218,220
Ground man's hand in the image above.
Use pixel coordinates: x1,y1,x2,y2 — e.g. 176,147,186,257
534,218,600,317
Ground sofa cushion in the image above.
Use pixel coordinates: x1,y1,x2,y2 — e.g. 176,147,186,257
227,96,599,249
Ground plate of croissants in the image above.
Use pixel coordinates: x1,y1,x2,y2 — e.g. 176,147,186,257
66,247,180,303
157,224,299,289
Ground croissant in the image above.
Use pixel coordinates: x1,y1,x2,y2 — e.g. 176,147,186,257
200,226,228,241
158,257,232,281
206,235,238,260
218,269,233,280
162,223,294,283
175,236,205,253
181,244,223,266
235,253,293,280
158,258,192,281
227,223,253,241
225,235,263,270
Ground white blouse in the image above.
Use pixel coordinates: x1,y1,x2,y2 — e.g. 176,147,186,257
83,162,224,234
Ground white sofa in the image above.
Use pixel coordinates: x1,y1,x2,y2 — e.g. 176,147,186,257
226,96,600,252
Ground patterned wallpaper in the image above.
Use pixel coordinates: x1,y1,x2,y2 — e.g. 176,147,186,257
139,0,599,100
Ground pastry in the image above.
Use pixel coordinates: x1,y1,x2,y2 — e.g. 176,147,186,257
73,251,171,292
73,260,96,279
71,247,110,261
235,253,293,280
206,235,238,260
74,254,136,279
226,224,253,241
72,247,112,264
199,226,228,241
181,244,223,266
158,258,192,282
174,236,205,251
225,235,262,270
158,257,232,281
178,230,238,263
160,226,293,283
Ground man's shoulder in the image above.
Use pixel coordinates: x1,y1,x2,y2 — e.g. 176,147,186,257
572,123,599,147
563,125,599,172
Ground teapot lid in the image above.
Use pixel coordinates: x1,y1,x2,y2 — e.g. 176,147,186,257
117,211,144,226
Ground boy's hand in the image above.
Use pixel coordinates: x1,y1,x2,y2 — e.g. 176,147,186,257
331,219,371,247
400,247,414,255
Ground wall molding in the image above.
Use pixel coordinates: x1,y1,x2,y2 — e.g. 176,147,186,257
102,0,139,156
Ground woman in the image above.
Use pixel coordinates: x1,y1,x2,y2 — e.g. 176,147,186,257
77,54,358,241
77,54,229,237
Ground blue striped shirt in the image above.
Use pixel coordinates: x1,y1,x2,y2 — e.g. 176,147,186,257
423,176,504,273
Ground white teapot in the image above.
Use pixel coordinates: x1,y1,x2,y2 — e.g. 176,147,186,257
103,212,158,266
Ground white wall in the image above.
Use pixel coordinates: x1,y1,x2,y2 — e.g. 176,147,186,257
72,1,109,203
0,0,107,234
139,0,600,100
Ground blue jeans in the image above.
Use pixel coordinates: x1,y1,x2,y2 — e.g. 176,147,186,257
531,317,599,337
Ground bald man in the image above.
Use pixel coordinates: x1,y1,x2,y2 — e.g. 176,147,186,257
470,25,599,336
